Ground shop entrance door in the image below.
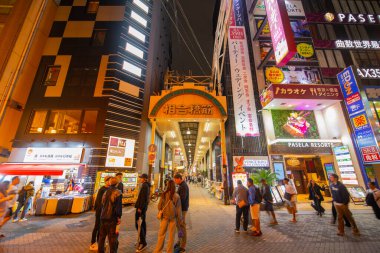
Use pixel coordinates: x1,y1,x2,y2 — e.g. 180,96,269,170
293,170,307,194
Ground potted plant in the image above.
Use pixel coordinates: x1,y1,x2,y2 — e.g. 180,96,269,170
251,169,277,186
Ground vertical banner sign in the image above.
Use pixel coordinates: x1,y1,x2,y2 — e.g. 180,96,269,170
264,0,297,66
337,66,380,163
228,0,260,136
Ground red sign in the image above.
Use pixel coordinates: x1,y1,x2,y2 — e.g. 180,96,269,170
264,0,297,66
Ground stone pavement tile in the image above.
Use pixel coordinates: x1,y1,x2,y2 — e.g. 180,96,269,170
0,185,380,253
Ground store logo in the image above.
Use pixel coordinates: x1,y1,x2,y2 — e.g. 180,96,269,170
342,70,354,96
324,12,335,22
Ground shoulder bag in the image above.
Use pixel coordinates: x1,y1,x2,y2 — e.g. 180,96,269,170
157,197,171,220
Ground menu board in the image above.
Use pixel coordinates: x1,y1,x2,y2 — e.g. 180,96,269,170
346,186,366,204
105,136,135,168
333,146,359,185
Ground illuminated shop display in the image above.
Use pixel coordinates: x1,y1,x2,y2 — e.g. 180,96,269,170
333,146,359,185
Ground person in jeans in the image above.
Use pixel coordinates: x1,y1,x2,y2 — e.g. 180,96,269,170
174,173,189,253
135,173,151,252
90,176,111,251
329,174,360,236
232,180,249,233
13,181,34,222
2,177,20,226
98,177,122,253
247,178,262,236
260,179,278,225
154,180,182,253
308,180,325,216
284,178,297,222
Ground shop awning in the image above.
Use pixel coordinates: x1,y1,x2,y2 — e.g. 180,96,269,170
0,163,85,176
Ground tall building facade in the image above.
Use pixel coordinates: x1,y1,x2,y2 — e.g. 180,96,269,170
8,0,172,193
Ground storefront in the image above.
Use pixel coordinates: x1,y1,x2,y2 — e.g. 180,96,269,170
260,83,367,193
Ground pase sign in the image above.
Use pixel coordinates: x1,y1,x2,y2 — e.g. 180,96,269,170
325,13,380,24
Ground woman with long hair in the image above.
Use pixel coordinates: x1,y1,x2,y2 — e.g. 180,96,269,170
308,180,325,216
154,180,182,253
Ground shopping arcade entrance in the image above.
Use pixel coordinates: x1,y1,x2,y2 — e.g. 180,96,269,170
148,81,230,203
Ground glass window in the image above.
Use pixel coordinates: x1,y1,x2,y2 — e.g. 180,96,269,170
81,110,98,133
126,42,144,59
45,110,81,134
133,0,149,13
87,0,99,14
131,11,147,27
43,66,61,86
128,26,146,42
123,61,142,77
29,111,48,133
92,29,107,46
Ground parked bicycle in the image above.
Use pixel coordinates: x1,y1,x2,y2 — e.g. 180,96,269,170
150,188,164,202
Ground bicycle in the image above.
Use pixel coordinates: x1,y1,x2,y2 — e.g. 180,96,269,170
150,188,164,202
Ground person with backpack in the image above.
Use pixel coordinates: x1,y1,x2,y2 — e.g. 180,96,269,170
247,178,262,236
13,181,34,222
153,180,182,253
98,177,122,253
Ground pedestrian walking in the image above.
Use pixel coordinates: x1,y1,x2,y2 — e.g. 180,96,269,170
173,173,189,253
154,180,182,253
260,179,278,225
365,182,380,219
90,176,111,251
2,177,20,226
13,181,34,222
0,181,14,235
135,173,150,252
232,180,249,233
283,178,297,222
98,177,122,253
247,178,262,236
329,173,360,236
308,180,325,216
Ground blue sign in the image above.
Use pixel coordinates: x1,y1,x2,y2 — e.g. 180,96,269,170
337,66,364,115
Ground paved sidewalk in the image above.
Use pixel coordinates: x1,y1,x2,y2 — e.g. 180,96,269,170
0,185,379,253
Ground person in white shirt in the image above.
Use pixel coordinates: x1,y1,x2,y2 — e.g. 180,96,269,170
284,178,297,222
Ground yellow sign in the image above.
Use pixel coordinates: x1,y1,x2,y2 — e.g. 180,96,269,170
352,114,368,129
265,67,285,84
258,20,270,34
297,43,314,58
163,104,213,116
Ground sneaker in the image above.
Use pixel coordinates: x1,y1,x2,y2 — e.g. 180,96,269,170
234,229,240,233
12,219,19,223
19,218,28,222
89,243,98,251
136,243,147,252
242,230,248,233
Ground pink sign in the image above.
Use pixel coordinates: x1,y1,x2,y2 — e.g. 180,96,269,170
264,0,297,66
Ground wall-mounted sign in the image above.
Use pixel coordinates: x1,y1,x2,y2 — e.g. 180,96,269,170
306,12,380,25
163,104,213,116
296,43,314,58
271,110,319,139
364,86,380,101
260,41,316,62
335,40,380,50
260,83,342,107
233,156,270,168
24,148,83,163
264,66,321,84
321,67,380,80
254,0,305,17
337,66,380,163
232,172,248,189
333,146,359,185
270,141,337,154
256,19,310,38
264,0,297,66
105,136,135,168
228,24,260,135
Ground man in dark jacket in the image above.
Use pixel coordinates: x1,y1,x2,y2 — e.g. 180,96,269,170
13,181,34,222
135,173,150,252
329,174,359,236
174,173,189,253
115,172,124,194
98,177,122,253
90,176,111,251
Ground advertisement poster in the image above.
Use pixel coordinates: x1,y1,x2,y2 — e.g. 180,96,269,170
254,0,305,17
260,42,316,62
232,172,248,189
333,146,359,185
271,110,319,139
233,156,270,170
24,147,83,163
256,19,311,38
264,0,297,66
346,186,366,203
264,66,321,84
105,136,135,168
337,66,380,163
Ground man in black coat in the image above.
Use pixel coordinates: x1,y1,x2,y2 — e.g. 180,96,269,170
135,173,150,252
174,173,189,253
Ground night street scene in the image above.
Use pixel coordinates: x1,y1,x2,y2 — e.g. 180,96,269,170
0,0,380,252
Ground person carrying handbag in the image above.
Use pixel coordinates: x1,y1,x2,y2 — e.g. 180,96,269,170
283,178,297,223
231,180,249,233
154,180,182,253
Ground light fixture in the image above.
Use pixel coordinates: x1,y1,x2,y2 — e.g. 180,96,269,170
204,122,210,132
188,141,191,146
170,131,175,138
186,128,191,134
305,104,310,108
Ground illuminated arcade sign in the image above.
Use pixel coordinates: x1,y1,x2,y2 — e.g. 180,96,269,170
264,0,297,66
306,12,380,25
163,104,213,116
335,40,380,49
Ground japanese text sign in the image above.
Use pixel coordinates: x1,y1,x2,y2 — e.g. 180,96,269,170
264,0,297,66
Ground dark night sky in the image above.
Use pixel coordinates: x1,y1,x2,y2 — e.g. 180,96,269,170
169,0,217,76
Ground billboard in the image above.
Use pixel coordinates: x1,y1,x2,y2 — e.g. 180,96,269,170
105,136,135,168
264,0,297,66
24,148,83,163
337,66,380,163
254,0,305,17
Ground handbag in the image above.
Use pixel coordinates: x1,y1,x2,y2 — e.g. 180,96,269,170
237,200,247,208
157,198,171,220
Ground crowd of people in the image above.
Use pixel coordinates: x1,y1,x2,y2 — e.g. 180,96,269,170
232,173,380,238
